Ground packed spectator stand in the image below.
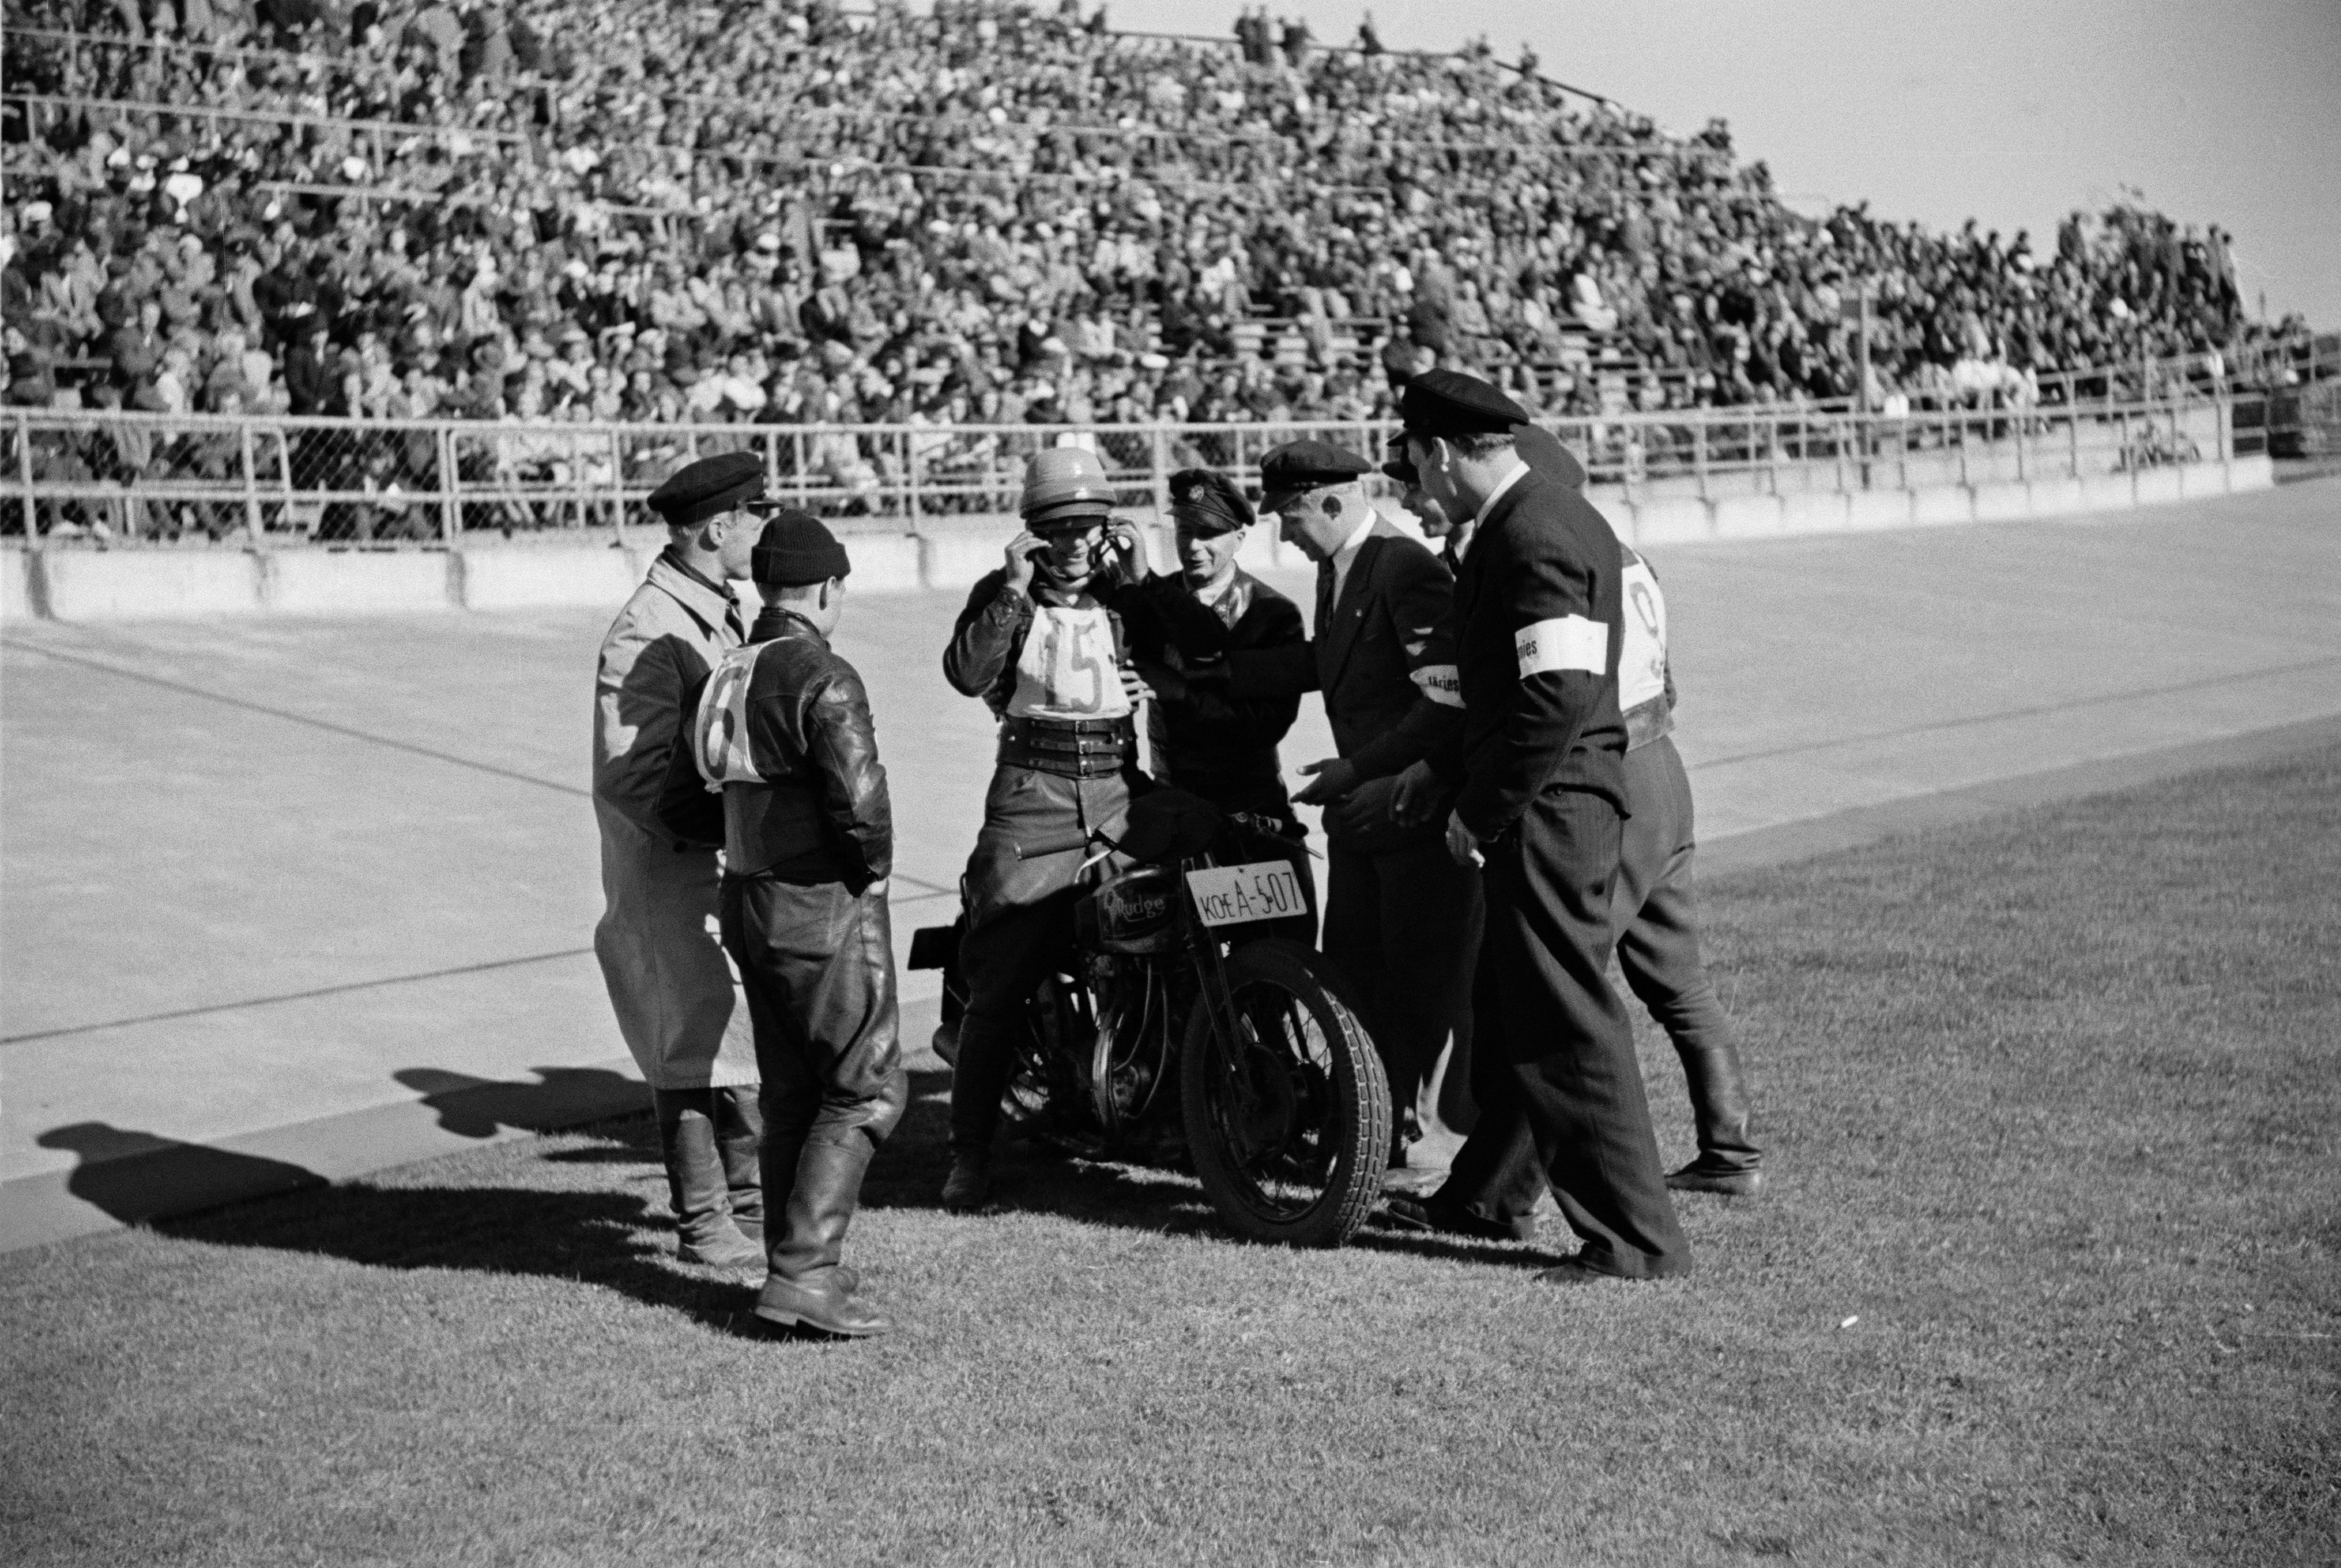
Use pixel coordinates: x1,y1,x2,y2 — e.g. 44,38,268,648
0,0,2322,540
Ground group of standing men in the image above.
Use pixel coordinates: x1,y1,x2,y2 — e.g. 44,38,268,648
588,367,1765,1338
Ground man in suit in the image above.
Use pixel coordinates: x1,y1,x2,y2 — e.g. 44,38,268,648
1384,370,1691,1284
1230,439,1482,1167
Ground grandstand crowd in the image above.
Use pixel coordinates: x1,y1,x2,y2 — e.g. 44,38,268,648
0,0,2291,444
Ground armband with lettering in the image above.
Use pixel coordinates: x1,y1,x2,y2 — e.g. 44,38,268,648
1514,615,1607,679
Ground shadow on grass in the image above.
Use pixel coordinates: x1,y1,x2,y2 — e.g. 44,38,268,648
80,1064,1521,1333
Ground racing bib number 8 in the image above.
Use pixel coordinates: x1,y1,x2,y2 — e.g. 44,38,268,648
1515,615,1608,679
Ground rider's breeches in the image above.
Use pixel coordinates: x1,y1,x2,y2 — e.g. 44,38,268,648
1613,738,1759,1173
720,873,908,1157
949,763,1130,1156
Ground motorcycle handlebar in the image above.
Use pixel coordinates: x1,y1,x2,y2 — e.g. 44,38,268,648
1013,828,1094,861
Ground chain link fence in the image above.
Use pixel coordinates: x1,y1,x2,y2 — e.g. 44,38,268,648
0,398,2250,547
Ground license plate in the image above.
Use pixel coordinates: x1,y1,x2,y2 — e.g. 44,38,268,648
1184,861,1307,929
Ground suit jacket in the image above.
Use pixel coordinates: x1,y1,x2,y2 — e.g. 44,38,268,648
1431,469,1629,837
1225,517,1463,848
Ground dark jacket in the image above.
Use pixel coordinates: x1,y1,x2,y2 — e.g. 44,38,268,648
1119,568,1306,821
1431,469,1629,835
943,565,1134,718
660,607,892,891
1225,519,1464,846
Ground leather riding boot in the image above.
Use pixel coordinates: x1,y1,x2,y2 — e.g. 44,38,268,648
1667,1040,1765,1196
755,1133,892,1338
653,1089,762,1268
710,1086,766,1246
753,1118,855,1293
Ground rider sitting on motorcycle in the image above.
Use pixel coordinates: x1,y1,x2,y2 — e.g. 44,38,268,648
939,447,1157,1212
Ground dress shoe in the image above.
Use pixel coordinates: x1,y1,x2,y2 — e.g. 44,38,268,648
1666,1161,1765,1198
1532,1255,1629,1287
1381,1196,1535,1243
940,1150,992,1212
754,1272,892,1338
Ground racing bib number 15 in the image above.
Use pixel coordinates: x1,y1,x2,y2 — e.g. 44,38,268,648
1007,605,1132,720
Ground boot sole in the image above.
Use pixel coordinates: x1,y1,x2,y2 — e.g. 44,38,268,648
751,1303,890,1338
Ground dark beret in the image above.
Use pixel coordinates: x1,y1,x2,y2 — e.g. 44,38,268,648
1258,439,1373,514
1398,368,1530,441
647,450,764,529
749,509,852,587
1512,423,1589,490
1166,468,1254,535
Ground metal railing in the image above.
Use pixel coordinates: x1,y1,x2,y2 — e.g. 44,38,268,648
0,396,2248,547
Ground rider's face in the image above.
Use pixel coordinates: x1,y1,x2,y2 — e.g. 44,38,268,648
1036,520,1104,578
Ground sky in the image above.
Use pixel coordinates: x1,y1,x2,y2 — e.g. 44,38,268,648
1094,0,2341,330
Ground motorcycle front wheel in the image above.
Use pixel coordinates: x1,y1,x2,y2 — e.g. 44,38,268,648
1179,938,1392,1247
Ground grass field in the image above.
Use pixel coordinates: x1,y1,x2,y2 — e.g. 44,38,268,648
5,744,2336,1567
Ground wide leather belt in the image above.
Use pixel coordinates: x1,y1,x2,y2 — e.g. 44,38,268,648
998,715,1135,778
1623,696,1675,753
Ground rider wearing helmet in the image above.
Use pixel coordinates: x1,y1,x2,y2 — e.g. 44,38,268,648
938,448,1155,1211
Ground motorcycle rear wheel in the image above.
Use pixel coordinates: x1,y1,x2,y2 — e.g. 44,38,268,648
1180,938,1391,1248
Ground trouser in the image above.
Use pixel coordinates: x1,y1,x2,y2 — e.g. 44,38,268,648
1321,830,1482,1134
950,763,1131,1156
719,873,908,1279
1617,738,1759,1173
1437,789,1690,1279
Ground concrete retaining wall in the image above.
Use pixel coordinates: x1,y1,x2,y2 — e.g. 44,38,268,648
0,549,35,620
264,549,454,615
5,455,2276,620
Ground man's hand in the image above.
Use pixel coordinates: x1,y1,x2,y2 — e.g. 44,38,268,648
1325,775,1399,838
1293,755,1360,807
1119,666,1156,706
1003,529,1043,596
1132,657,1185,703
1104,521,1148,580
1391,759,1442,825
1444,810,1483,869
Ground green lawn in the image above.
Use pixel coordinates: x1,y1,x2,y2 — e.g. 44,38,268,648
6,746,2336,1567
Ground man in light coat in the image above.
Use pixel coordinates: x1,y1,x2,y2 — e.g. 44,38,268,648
592,451,766,1268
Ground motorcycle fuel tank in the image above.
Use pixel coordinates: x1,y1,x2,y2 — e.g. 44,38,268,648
1077,866,1184,955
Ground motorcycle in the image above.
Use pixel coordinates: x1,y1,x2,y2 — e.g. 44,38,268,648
912,789,1392,1248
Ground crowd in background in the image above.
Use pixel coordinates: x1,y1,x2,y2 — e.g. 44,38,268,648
0,0,2296,449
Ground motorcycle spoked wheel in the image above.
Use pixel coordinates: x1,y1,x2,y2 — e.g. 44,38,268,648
1179,938,1392,1247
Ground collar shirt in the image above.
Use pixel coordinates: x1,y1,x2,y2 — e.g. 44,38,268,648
1471,457,1531,537
1327,510,1380,607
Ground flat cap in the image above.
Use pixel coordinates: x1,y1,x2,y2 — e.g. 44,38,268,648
1020,446,1116,529
1166,468,1254,536
1258,439,1372,514
1398,368,1530,441
647,450,764,529
1512,423,1589,490
750,509,851,587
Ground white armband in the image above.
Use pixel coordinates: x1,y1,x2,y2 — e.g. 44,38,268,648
1514,615,1607,679
1409,663,1464,708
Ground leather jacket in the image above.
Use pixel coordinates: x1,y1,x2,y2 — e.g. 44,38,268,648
660,606,892,891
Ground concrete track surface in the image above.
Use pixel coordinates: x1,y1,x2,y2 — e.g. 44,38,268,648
5,478,2338,1250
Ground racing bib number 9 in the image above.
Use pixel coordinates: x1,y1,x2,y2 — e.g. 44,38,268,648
1514,615,1608,679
